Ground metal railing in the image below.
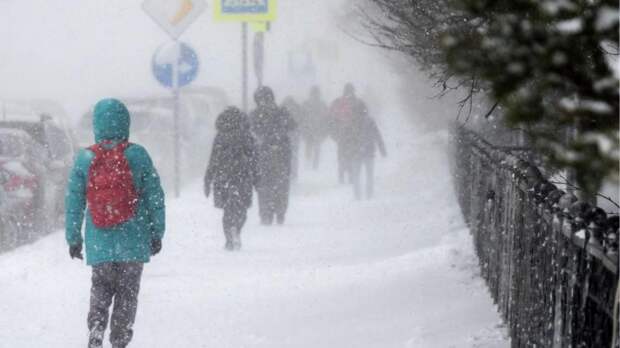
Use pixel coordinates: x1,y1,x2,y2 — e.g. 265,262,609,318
452,126,619,348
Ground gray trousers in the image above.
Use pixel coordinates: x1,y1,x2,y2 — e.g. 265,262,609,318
88,262,144,347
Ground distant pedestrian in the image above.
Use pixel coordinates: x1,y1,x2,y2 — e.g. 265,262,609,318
302,86,329,170
65,98,165,348
349,111,387,200
249,86,296,225
204,107,258,250
329,83,367,184
281,96,303,181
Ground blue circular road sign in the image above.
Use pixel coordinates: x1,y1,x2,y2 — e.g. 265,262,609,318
152,41,199,89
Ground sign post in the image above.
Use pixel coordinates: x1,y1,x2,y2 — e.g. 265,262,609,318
253,31,265,87
242,22,248,112
143,0,205,197
172,42,181,200
151,42,199,198
214,0,277,112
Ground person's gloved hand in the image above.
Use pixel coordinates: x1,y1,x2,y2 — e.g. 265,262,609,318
151,239,162,256
204,183,210,198
69,244,83,260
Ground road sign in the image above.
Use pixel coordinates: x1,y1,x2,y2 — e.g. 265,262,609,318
152,41,200,89
143,0,207,39
213,0,277,22
150,41,199,198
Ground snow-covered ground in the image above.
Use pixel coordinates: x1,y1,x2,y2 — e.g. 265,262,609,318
0,111,509,347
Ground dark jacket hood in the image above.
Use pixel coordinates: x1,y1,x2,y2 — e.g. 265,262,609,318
216,107,247,133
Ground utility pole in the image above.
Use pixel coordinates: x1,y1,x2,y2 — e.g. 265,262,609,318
242,22,248,112
172,40,181,198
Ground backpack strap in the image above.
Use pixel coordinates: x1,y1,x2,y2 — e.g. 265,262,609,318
116,141,130,152
88,144,103,157
89,141,130,156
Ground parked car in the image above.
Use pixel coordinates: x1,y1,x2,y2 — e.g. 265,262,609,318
0,102,75,228
0,129,41,250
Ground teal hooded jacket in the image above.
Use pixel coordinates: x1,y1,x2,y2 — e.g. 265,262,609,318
65,99,165,266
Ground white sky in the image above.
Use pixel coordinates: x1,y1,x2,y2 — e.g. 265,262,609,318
0,0,398,121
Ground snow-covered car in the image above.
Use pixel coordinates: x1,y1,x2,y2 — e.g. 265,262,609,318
0,129,41,249
0,104,75,227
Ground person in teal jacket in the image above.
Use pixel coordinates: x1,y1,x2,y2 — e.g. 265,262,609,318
65,98,165,348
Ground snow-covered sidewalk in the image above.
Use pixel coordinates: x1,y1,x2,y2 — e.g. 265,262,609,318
0,114,508,347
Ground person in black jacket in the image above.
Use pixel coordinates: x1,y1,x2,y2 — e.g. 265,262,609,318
204,107,258,250
249,86,296,225
349,111,387,200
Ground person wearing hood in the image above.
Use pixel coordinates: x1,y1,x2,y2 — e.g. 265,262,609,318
249,86,296,225
204,107,258,250
349,111,387,200
65,99,165,348
302,86,329,170
329,83,366,184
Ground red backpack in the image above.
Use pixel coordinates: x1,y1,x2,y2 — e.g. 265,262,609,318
86,141,138,228
333,98,354,123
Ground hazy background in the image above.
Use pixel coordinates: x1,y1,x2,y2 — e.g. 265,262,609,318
0,0,465,199
0,0,436,126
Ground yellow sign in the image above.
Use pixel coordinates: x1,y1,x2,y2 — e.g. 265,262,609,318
171,0,195,25
213,0,277,22
142,0,207,39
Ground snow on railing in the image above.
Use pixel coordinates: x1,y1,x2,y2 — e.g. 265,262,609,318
452,126,619,348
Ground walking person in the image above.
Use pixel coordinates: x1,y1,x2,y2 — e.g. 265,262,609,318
249,86,296,225
302,86,329,170
329,83,367,184
204,107,258,250
349,111,387,200
281,96,303,181
65,98,165,348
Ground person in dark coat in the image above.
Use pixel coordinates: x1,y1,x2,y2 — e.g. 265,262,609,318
329,83,367,184
302,86,329,170
249,86,296,225
349,111,387,200
204,107,258,250
281,96,302,181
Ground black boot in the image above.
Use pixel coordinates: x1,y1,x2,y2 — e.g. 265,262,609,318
261,213,273,226
224,229,234,251
88,328,104,348
231,227,241,250
276,214,285,225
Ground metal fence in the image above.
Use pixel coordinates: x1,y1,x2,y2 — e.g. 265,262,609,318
452,126,619,348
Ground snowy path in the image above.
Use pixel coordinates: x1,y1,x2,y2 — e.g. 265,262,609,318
0,115,508,347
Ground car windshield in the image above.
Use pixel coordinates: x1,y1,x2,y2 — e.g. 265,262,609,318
0,134,26,158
